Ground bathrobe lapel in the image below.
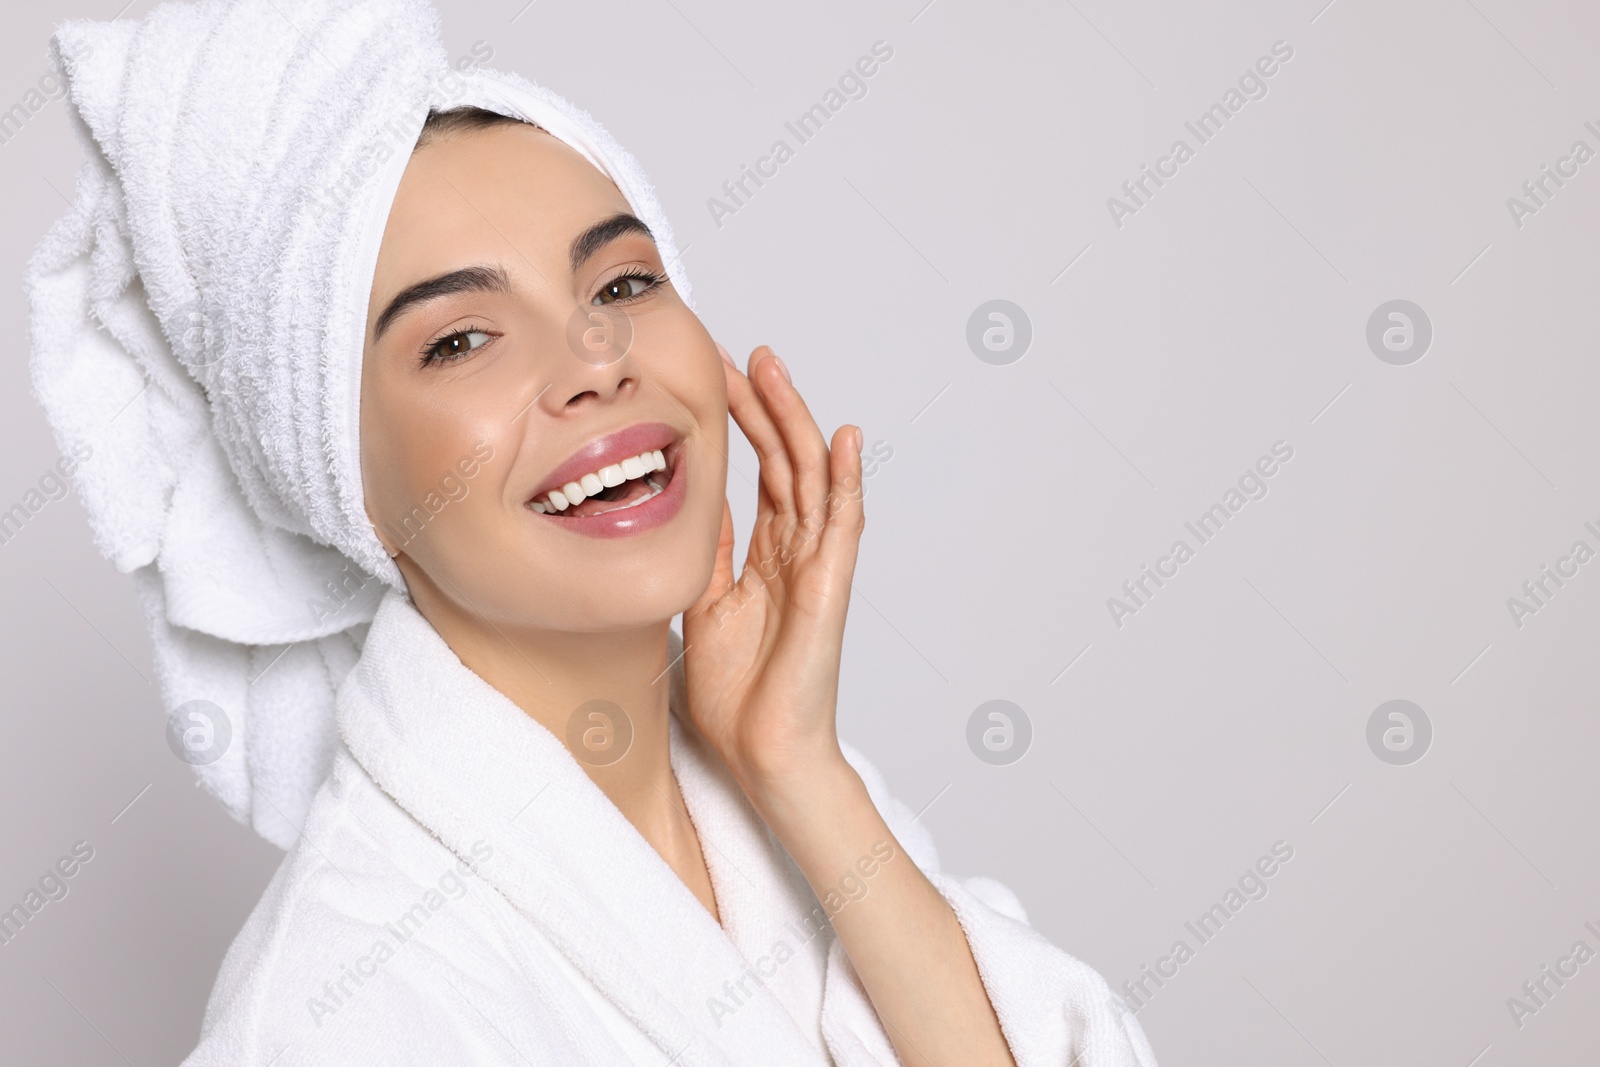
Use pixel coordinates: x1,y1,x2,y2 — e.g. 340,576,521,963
337,591,837,1067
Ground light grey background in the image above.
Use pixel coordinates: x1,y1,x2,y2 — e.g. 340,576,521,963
4,0,1597,1064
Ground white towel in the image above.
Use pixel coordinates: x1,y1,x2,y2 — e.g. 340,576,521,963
26,0,692,847
179,587,1158,1065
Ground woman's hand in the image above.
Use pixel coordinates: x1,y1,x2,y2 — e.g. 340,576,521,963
681,343,865,798
682,349,1019,1065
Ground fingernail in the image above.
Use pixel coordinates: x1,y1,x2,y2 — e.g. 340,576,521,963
771,355,792,384
852,426,863,453
716,342,735,367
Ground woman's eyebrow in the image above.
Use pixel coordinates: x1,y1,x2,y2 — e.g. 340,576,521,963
372,264,511,343
370,216,653,343
569,213,655,274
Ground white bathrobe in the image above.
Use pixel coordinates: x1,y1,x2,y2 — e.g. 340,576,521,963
181,590,1158,1066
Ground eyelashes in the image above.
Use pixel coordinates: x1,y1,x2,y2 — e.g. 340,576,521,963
592,268,667,307
417,267,669,367
420,325,493,367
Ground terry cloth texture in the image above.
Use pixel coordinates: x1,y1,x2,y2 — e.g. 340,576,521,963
26,0,692,847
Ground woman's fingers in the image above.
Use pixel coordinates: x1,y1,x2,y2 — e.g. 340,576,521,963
815,424,866,589
688,498,738,619
723,350,796,519
720,343,859,607
749,346,832,531
770,423,863,646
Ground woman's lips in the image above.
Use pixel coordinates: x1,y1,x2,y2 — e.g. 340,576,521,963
529,421,678,502
525,435,689,538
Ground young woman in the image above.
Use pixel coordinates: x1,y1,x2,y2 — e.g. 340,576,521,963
29,1,1157,1064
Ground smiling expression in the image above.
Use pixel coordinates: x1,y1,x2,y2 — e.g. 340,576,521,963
359,120,728,634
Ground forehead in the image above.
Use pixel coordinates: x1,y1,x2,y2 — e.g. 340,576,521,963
376,123,634,282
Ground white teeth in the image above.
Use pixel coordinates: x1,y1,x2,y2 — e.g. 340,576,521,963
534,450,670,515
592,478,665,515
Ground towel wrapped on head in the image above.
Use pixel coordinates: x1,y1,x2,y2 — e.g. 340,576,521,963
26,0,693,848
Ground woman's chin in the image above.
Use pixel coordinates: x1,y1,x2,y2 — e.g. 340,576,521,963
401,492,723,632
492,548,718,633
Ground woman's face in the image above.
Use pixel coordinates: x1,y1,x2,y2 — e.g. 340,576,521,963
360,121,727,634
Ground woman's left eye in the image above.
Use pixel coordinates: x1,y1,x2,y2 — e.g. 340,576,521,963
424,329,492,365
593,272,662,306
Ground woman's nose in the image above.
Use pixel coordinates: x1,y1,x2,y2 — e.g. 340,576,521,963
543,304,640,413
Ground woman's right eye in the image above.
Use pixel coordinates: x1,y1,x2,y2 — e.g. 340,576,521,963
424,328,492,365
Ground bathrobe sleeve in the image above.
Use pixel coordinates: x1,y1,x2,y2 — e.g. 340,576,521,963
820,742,1159,1067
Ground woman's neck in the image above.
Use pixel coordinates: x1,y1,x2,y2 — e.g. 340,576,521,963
401,573,706,876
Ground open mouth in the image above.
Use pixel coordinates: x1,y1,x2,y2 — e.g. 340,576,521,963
529,446,674,519
522,421,688,538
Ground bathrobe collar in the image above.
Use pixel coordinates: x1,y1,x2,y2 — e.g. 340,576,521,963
337,590,836,1067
